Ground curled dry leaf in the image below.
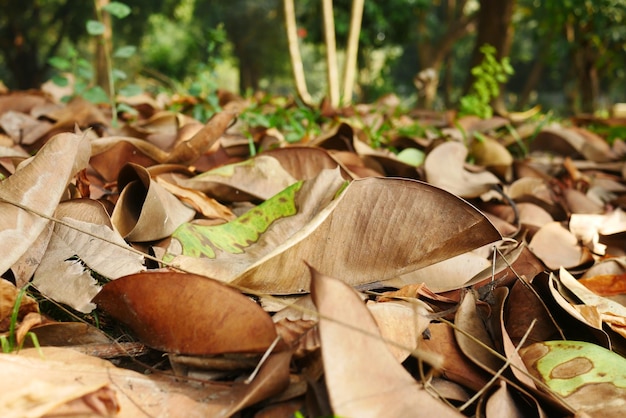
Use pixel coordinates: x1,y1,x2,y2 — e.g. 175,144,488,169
93,271,278,355
546,273,611,348
505,279,562,348
310,268,463,418
517,202,554,232
111,163,195,241
28,322,110,347
385,251,491,293
491,287,537,389
579,258,626,306
531,125,616,162
90,139,161,182
562,188,604,214
353,137,420,178
559,267,626,338
425,141,500,198
470,135,513,179
484,381,544,418
155,175,235,221
0,352,120,418
0,90,50,116
0,131,90,275
464,243,545,290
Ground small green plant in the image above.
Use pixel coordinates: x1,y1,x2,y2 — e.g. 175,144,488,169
0,284,41,354
48,1,140,125
48,45,107,104
184,25,229,121
585,123,626,145
459,44,514,119
237,98,326,154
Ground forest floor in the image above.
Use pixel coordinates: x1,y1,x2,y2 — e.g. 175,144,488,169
1,86,626,417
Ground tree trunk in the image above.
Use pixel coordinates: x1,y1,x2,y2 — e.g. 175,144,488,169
95,0,112,97
237,50,260,93
443,53,454,108
577,42,599,114
0,0,74,89
415,0,476,108
5,38,41,89
518,31,555,109
465,0,517,107
518,58,544,109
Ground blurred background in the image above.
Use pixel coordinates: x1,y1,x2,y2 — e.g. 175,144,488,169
1,0,625,115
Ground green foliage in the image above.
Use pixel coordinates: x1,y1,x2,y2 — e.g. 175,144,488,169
239,98,326,147
584,124,626,145
47,1,140,124
48,45,108,104
102,1,131,19
86,20,106,36
0,284,41,354
459,44,514,119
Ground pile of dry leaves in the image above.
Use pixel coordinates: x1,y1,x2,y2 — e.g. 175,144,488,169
1,87,626,417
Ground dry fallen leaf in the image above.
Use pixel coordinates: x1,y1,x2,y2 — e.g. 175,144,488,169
33,216,145,313
419,322,492,392
454,291,503,374
93,271,279,355
425,141,500,198
111,163,196,241
521,340,626,417
0,131,90,275
168,171,501,294
559,267,626,338
528,222,586,270
2,346,280,417
310,267,463,417
367,299,431,362
173,154,297,202
0,279,39,331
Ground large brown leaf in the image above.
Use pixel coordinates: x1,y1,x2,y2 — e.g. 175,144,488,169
232,176,502,293
169,171,501,293
310,268,463,417
93,271,278,355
